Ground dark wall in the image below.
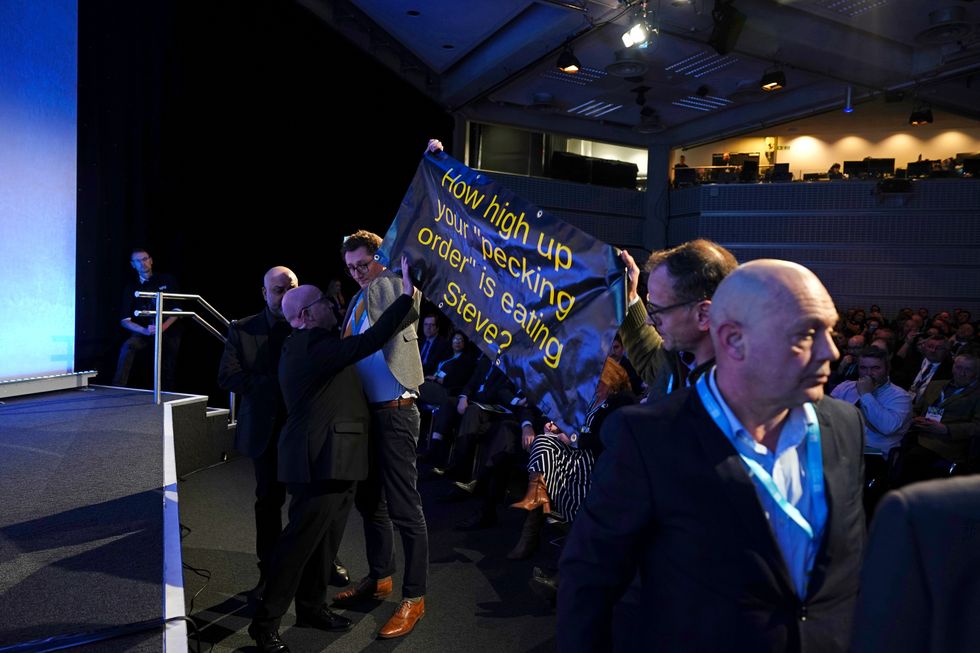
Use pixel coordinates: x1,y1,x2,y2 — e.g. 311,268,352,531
77,1,453,402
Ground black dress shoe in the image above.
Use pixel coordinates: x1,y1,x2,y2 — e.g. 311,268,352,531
528,566,559,605
295,606,353,632
247,623,290,653
331,559,350,587
454,507,497,531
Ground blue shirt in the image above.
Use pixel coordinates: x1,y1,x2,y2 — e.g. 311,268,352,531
703,370,826,598
349,292,407,403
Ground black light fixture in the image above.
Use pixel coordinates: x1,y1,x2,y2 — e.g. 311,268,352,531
557,46,580,74
760,69,785,92
909,106,933,125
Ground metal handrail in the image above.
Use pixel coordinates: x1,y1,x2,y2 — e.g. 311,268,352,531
132,291,235,419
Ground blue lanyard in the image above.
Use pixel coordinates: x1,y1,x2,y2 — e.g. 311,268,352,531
695,373,826,541
937,380,976,406
437,352,461,373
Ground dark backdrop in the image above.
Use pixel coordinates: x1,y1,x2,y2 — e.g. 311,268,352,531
77,1,453,403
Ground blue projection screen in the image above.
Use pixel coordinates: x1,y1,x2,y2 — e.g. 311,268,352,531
0,1,77,381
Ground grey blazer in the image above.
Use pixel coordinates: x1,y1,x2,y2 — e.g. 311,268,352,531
343,270,423,392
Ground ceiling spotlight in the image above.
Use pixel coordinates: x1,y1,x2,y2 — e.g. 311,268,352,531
844,86,854,113
760,69,785,92
557,46,580,74
622,2,657,48
909,106,934,126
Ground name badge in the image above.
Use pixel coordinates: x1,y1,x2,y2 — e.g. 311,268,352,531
925,406,944,422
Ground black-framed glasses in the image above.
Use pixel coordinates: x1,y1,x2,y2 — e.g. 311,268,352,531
300,294,327,315
645,297,702,319
346,260,373,277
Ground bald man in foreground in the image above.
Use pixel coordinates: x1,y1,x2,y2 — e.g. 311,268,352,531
219,266,300,597
558,260,866,653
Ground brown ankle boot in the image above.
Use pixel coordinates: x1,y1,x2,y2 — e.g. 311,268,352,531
507,506,544,559
510,472,551,513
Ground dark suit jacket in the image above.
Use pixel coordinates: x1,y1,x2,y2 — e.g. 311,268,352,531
217,307,290,458
912,379,980,462
419,335,452,377
852,476,980,653
558,389,866,653
277,294,412,484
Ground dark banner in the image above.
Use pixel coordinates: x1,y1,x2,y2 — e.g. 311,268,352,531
377,150,625,431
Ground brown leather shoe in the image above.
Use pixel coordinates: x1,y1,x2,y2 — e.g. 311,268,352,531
377,597,425,639
331,576,392,606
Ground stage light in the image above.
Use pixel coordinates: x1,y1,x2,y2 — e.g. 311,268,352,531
760,69,785,92
622,2,657,48
844,86,854,113
557,46,580,73
909,106,933,125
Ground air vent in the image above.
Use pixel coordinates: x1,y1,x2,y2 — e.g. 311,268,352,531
605,50,649,78
665,51,737,78
810,0,891,18
671,95,733,112
540,66,607,86
568,99,623,118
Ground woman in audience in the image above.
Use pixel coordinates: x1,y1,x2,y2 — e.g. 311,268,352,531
506,357,634,570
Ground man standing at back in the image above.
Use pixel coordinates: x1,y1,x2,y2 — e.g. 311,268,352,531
331,230,428,639
559,260,866,652
218,266,298,599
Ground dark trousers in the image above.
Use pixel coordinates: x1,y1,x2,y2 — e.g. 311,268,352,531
253,444,287,577
253,479,355,628
112,332,181,390
354,403,428,598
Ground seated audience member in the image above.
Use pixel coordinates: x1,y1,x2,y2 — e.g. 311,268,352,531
950,322,976,357
831,347,912,455
608,333,643,396
844,308,866,337
431,353,525,482
418,330,477,464
895,351,980,484
418,313,452,377
828,162,843,179
453,402,544,531
852,475,980,653
827,334,864,392
905,336,953,401
955,309,972,325
508,358,634,588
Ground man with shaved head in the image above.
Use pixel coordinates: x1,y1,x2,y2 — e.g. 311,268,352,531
248,259,416,652
559,260,866,653
219,265,302,600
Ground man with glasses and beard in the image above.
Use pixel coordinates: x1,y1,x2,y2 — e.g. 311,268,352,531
618,239,738,402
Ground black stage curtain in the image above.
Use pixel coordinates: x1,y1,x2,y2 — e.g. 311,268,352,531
76,1,453,401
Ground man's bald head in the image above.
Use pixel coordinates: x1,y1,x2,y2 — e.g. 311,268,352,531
710,259,840,412
262,266,298,318
282,285,335,330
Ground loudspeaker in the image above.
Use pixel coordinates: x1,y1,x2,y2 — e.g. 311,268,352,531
709,3,746,55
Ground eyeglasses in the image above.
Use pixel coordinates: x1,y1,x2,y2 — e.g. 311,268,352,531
346,260,373,277
300,295,326,315
645,297,702,318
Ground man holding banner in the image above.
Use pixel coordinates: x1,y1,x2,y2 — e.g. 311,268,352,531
331,230,428,640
